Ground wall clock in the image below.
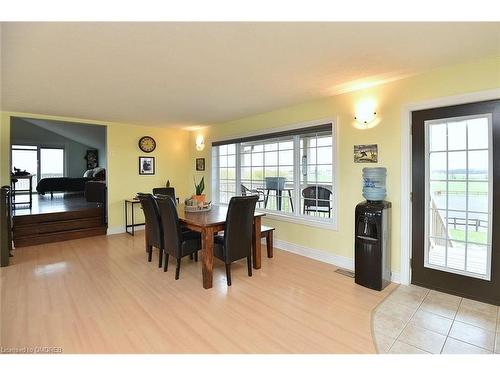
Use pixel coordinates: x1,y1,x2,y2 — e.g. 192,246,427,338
138,136,156,153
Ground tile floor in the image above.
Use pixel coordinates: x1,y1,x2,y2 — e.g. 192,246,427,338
373,285,500,354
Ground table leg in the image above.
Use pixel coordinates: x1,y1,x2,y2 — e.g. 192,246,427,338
288,189,294,212
201,227,214,289
131,202,135,236
29,177,32,208
277,189,282,211
252,216,262,269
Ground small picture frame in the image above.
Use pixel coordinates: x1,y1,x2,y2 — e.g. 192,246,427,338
354,144,378,163
139,156,155,175
196,158,205,171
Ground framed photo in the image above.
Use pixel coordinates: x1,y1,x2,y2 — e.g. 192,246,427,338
139,156,155,175
85,149,98,169
354,144,378,163
196,158,205,171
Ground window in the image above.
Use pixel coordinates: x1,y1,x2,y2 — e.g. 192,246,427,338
11,145,38,192
11,145,65,192
212,122,336,226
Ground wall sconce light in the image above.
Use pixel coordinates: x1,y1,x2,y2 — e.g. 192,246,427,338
195,135,205,151
354,111,377,125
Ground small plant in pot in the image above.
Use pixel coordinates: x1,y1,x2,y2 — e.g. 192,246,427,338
192,176,205,204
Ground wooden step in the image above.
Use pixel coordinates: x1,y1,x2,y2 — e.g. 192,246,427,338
13,207,102,226
14,226,107,248
13,217,104,238
13,206,106,248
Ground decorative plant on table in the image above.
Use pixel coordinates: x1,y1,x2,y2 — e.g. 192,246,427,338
192,176,205,204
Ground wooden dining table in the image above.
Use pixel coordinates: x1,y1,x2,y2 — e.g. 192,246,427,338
177,204,266,289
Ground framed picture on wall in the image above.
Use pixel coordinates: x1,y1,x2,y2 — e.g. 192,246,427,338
139,156,155,175
196,158,205,171
354,144,378,163
85,149,99,169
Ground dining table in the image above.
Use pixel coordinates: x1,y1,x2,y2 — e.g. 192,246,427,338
176,204,266,289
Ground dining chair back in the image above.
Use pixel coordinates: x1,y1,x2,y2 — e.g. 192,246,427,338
152,187,176,203
155,195,183,258
155,195,201,279
224,195,259,263
136,193,164,266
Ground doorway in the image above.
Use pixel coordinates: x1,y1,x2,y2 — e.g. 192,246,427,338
411,99,500,305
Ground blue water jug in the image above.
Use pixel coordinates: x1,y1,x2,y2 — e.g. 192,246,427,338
362,167,387,201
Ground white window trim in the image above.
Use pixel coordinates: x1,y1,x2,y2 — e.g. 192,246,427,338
212,118,338,230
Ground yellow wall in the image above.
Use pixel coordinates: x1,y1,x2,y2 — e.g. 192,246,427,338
0,112,192,231
190,56,500,274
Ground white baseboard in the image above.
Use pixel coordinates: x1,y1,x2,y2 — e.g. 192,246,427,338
267,237,401,283
107,225,145,235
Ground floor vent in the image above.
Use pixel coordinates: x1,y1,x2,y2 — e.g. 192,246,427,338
334,268,355,278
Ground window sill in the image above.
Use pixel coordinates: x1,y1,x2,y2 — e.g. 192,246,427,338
256,210,338,231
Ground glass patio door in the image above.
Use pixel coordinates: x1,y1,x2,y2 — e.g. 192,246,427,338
40,147,65,179
411,99,500,305
426,114,492,280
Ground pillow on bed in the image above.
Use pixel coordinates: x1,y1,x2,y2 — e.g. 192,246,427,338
92,167,105,178
83,169,94,178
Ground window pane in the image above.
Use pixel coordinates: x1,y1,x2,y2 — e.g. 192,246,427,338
40,148,64,179
467,117,489,149
448,181,466,211
279,150,293,165
264,151,278,166
252,153,263,166
317,147,332,165
466,244,488,275
466,213,488,245
264,142,278,152
468,150,488,181
448,151,466,180
430,181,446,209
279,139,294,150
447,241,466,271
429,152,446,180
447,121,466,150
468,182,488,213
429,123,447,152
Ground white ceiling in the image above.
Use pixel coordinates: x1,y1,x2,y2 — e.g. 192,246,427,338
1,22,499,127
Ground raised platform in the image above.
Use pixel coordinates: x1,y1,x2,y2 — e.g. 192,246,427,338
13,193,107,247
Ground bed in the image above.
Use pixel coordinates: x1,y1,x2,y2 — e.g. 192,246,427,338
36,168,105,196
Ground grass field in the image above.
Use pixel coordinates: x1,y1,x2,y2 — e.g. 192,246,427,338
449,229,487,244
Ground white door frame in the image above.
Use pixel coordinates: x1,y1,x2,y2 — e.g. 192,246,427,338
400,88,500,285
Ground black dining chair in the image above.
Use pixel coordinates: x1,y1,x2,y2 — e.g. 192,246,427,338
155,195,202,280
214,195,259,286
302,186,333,217
136,193,164,268
152,187,178,204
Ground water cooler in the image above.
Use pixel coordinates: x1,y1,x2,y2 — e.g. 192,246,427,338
354,200,391,291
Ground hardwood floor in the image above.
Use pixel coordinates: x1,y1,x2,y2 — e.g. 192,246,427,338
0,232,395,353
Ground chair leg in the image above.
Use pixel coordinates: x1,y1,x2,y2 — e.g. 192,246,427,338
225,263,232,286
163,254,169,272
147,245,153,262
175,258,181,280
194,251,198,262
189,254,193,260
247,256,252,277
266,232,274,258
158,248,163,268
